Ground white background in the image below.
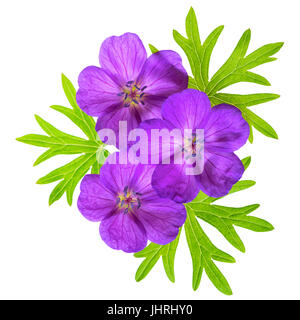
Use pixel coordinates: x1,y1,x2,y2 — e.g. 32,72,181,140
0,0,299,300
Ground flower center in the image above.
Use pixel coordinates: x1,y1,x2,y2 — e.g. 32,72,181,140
116,186,142,214
182,133,202,160
117,81,147,108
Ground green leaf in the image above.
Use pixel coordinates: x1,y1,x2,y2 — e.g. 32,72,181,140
210,93,280,109
188,76,200,89
173,7,282,141
184,205,234,294
50,105,97,142
241,42,283,70
133,151,273,294
180,153,273,294
185,196,273,294
228,180,256,196
61,73,78,110
173,29,202,88
206,29,280,95
36,153,94,184
38,153,97,205
174,8,224,91
189,173,273,251
16,134,61,148
135,243,164,282
231,216,274,232
17,75,108,206
34,149,63,166
134,230,182,283
248,124,254,143
134,242,161,258
206,29,251,94
91,161,101,174
242,156,252,170
202,248,233,296
49,180,68,206
149,44,159,54
201,25,224,86
162,229,181,282
242,110,255,143
66,154,99,206
61,74,96,141
19,117,99,164
189,203,260,252
243,108,278,139
185,7,201,49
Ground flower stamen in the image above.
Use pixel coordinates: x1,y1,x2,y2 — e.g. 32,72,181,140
117,81,147,108
183,133,203,160
117,186,142,214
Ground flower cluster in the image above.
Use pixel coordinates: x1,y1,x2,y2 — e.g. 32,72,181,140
76,33,249,253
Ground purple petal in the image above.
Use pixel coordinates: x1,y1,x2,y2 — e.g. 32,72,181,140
77,174,115,222
151,163,201,203
99,161,157,196
137,193,186,245
138,96,165,121
197,152,244,198
204,104,250,152
100,213,147,253
95,104,141,136
137,50,188,99
76,66,122,116
139,118,176,132
128,164,156,195
161,89,211,131
99,160,137,194
99,33,147,83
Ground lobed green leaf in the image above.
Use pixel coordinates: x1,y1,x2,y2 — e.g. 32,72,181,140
134,230,182,283
149,44,159,54
61,74,97,141
243,108,278,139
50,105,96,142
184,206,234,294
241,42,283,71
162,229,181,283
242,156,252,170
248,124,254,144
17,74,107,206
201,25,224,87
46,153,96,205
190,203,259,252
173,7,282,141
16,134,59,148
230,216,274,232
210,93,280,109
135,244,164,282
206,29,252,95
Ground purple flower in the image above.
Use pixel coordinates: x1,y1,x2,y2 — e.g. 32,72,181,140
77,160,186,253
140,89,250,203
76,32,188,139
